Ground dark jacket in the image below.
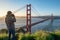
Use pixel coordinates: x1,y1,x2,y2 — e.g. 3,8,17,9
5,14,16,30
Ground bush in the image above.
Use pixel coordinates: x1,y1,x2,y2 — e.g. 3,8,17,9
18,33,35,40
1,30,60,40
53,31,60,40
34,31,54,40
0,29,8,33
18,31,54,40
0,33,8,40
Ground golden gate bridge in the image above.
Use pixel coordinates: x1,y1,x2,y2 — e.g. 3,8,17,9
12,4,53,34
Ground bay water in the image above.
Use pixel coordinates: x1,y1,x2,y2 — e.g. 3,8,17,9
0,17,60,33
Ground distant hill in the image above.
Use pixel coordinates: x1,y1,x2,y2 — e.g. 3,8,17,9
38,16,60,19
0,16,60,19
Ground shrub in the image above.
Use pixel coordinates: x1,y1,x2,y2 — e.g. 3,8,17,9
18,31,54,40
18,33,35,40
0,33,8,40
1,30,60,40
34,31,54,40
53,31,60,40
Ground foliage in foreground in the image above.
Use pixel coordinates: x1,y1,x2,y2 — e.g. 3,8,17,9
18,31,54,40
0,30,60,40
0,33,8,40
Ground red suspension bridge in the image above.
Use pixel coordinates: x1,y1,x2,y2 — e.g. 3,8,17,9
13,4,53,34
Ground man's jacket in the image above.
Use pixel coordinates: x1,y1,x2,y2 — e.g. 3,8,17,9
5,14,16,30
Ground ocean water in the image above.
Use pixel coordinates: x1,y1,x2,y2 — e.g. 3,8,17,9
0,17,43,29
32,19,60,33
0,17,60,33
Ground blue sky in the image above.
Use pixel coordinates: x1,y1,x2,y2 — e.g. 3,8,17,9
0,0,60,17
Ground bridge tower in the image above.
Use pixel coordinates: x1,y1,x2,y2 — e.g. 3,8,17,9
26,4,31,33
51,14,53,22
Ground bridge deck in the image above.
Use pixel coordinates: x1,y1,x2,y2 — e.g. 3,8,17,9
20,18,49,28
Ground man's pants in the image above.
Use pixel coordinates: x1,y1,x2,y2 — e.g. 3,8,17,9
8,29,16,40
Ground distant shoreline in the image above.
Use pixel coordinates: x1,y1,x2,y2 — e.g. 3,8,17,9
0,16,60,19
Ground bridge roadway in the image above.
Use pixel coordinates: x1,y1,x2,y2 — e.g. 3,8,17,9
20,18,49,28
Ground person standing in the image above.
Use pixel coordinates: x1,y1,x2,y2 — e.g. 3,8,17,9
5,11,16,40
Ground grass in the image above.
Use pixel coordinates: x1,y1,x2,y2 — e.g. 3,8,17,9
0,30,60,40
0,33,8,40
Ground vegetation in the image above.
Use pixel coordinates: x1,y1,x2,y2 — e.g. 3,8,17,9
0,30,60,40
0,33,8,40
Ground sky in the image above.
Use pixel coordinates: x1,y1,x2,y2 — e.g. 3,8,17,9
0,0,60,17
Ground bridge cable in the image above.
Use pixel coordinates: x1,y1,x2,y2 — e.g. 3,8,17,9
32,6,41,16
31,8,40,16
13,5,26,13
32,6,48,19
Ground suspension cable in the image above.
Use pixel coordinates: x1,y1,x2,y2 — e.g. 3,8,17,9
32,6,41,16
32,7,40,16
32,6,45,19
13,5,26,13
